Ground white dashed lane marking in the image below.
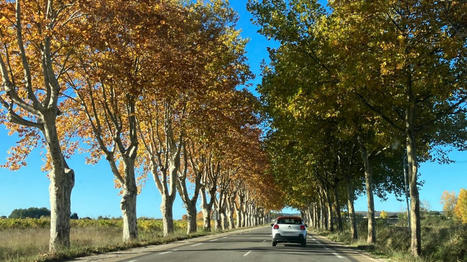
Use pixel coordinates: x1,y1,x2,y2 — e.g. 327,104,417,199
243,250,252,257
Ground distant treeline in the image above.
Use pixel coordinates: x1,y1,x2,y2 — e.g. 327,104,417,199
8,207,78,219
9,207,50,219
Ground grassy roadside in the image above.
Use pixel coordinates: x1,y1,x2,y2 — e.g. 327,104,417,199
0,218,253,262
312,215,466,262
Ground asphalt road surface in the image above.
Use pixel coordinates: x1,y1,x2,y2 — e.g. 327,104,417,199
114,227,379,262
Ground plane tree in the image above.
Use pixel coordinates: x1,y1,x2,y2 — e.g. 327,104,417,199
325,0,467,255
248,0,412,244
65,0,182,242
0,0,80,252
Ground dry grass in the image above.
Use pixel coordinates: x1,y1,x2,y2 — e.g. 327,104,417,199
70,226,122,248
314,216,466,262
0,228,49,261
0,219,221,262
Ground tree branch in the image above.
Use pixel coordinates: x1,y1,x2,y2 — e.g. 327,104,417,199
15,0,44,112
355,92,404,131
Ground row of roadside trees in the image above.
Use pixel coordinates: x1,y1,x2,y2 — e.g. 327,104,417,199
0,0,283,253
248,0,466,257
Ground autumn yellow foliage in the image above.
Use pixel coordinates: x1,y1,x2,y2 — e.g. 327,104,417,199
380,210,388,219
454,189,467,224
441,190,457,217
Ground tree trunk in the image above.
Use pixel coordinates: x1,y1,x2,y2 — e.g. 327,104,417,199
214,197,224,231
214,214,221,230
235,204,241,228
200,189,212,231
120,160,138,242
48,168,74,252
201,206,211,231
220,211,226,230
306,206,312,226
226,199,235,229
240,201,246,227
177,178,199,234
254,209,259,226
320,196,327,230
121,186,137,242
359,138,376,244
247,204,251,227
317,204,321,229
326,193,334,232
334,186,343,231
186,202,197,234
177,145,202,235
238,194,246,227
44,117,75,252
227,209,234,229
312,203,318,229
406,101,421,256
252,205,256,226
322,188,334,232
161,194,175,236
346,176,358,240
311,204,317,228
241,209,246,227
214,208,221,231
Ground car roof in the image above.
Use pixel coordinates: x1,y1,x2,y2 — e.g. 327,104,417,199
276,216,302,220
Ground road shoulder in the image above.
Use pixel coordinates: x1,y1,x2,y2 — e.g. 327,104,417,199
308,232,387,262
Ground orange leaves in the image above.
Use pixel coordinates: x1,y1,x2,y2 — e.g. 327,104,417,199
1,0,270,212
1,128,40,170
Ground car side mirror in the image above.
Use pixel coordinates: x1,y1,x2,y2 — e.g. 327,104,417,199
305,224,308,227
271,223,274,227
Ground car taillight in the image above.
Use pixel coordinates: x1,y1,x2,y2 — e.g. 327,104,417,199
300,225,306,230
273,224,279,229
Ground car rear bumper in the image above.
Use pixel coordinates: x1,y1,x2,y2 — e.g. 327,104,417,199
273,233,306,243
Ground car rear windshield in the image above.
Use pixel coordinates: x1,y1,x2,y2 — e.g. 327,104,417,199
277,218,302,224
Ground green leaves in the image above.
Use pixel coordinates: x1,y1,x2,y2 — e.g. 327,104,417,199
251,0,466,217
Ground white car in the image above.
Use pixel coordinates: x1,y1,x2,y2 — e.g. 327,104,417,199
271,216,307,246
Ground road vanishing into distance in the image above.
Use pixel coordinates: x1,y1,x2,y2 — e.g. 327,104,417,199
71,227,380,262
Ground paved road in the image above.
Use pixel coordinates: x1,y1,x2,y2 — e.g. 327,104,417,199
116,227,379,262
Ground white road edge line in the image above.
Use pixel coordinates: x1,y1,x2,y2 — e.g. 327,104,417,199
312,236,347,260
332,252,344,259
191,243,203,247
159,251,172,255
209,238,218,242
243,250,252,257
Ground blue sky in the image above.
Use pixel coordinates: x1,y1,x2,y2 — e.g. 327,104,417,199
0,1,466,219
